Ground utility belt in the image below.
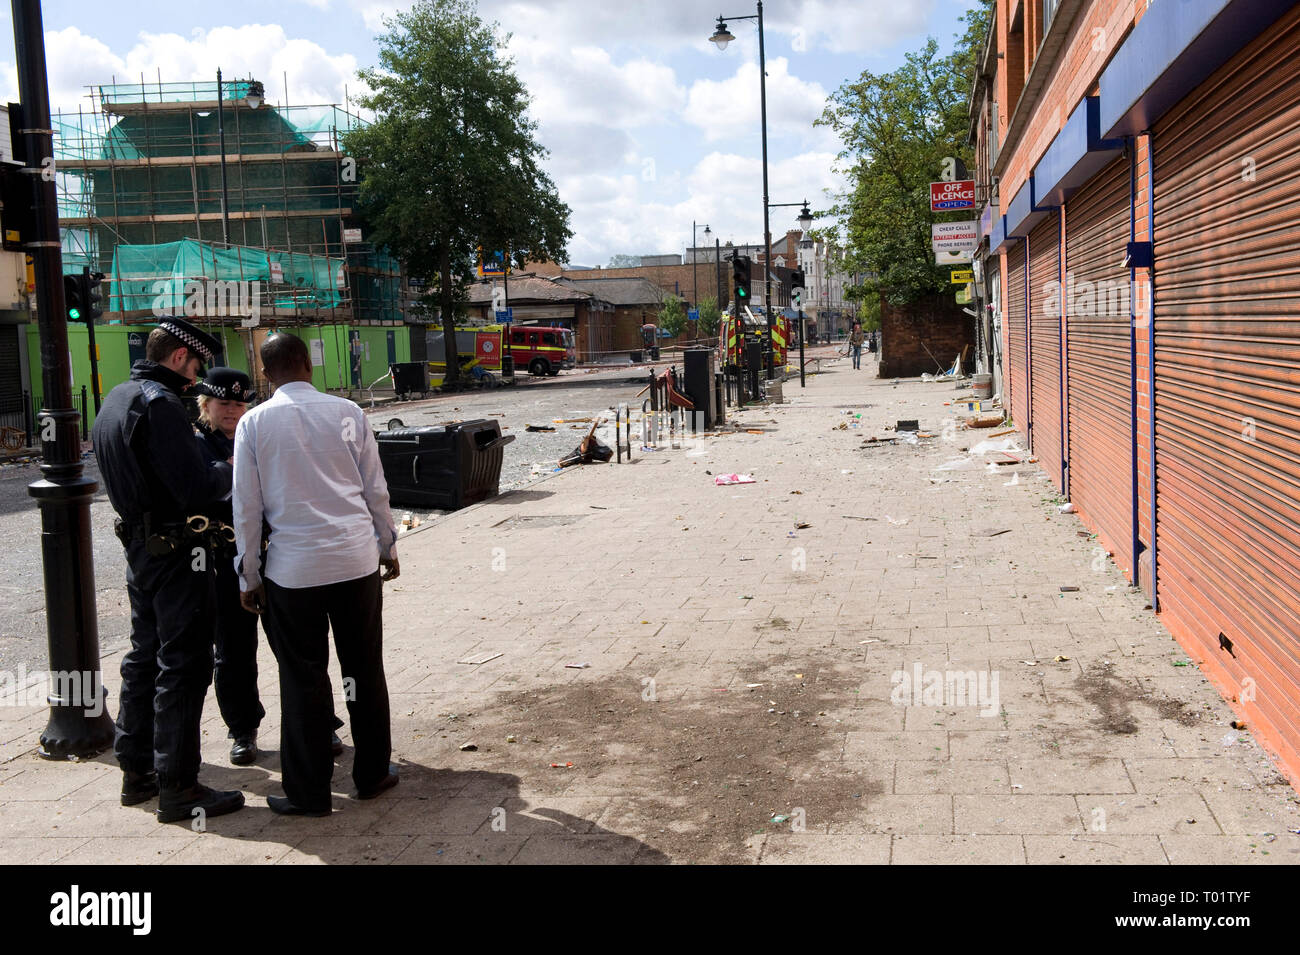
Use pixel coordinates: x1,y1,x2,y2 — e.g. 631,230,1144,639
114,514,236,558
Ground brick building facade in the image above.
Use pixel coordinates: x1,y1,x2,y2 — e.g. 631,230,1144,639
972,0,1300,785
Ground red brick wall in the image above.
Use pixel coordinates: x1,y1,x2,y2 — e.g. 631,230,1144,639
879,294,977,378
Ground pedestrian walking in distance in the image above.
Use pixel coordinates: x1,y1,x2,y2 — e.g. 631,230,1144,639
849,322,865,369
193,368,265,766
233,333,400,816
91,318,245,823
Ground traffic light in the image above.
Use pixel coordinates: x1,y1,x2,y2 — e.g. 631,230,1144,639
63,273,85,323
85,270,105,321
732,254,751,304
790,268,805,290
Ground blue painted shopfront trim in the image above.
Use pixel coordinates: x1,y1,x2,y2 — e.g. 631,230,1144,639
1098,0,1294,139
1034,98,1125,207
1004,175,1053,238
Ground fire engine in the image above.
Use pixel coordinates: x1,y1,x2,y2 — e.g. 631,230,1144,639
427,324,576,384
717,306,789,371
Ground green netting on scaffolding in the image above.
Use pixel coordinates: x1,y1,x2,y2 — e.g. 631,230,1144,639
109,238,345,312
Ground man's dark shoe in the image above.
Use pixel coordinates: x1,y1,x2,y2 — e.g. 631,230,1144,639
268,795,331,817
331,732,344,757
121,770,158,807
230,733,258,766
156,783,245,824
355,765,399,800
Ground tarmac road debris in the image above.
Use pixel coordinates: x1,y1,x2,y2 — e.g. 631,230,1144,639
459,742,478,751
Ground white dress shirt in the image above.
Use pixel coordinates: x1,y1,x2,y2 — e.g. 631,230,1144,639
233,380,397,591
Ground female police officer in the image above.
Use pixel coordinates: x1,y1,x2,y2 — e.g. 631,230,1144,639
194,368,265,765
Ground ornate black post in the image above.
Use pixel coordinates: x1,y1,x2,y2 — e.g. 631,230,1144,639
13,0,115,757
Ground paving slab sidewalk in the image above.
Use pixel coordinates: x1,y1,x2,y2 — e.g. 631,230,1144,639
2,356,1298,865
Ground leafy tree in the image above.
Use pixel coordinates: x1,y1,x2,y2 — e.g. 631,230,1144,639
344,0,571,386
657,295,687,340
817,2,992,306
607,254,642,268
696,295,722,339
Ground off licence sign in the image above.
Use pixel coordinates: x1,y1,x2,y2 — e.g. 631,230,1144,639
930,180,976,211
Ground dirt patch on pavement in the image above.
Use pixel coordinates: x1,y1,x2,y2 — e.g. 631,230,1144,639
1075,663,1201,734
463,655,879,863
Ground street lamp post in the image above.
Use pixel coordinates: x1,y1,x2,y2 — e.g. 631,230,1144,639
13,0,115,757
768,201,813,387
710,3,774,380
692,221,710,315
216,70,263,247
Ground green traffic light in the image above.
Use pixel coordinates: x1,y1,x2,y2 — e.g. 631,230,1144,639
737,288,747,297
69,308,81,320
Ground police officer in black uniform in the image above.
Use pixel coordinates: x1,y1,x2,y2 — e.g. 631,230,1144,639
193,368,265,765
92,318,245,823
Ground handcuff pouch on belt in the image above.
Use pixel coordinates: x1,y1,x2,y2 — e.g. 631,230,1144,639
113,513,235,557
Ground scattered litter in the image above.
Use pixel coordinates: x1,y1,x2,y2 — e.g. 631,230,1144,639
1221,734,1238,748
549,762,575,769
994,455,1021,466
858,639,881,645
1172,660,1190,667
835,422,848,431
966,414,1004,429
1003,472,1020,486
840,469,854,475
886,515,909,525
980,528,1012,537
553,417,593,423
745,683,764,688
457,651,503,665
505,735,517,743
526,424,556,432
715,473,756,486
1058,502,1078,513
1059,586,1080,593
564,662,592,669
1021,660,1039,666
790,490,803,495
970,437,1021,455
794,522,812,529
590,504,607,510
770,814,790,824
842,515,877,521
746,429,764,435
896,419,919,432
1053,655,1071,663
459,742,478,752
1231,720,1248,730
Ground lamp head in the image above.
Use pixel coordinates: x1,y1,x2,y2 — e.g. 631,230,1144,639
709,17,735,50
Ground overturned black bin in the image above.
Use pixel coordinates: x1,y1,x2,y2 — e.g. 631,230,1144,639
389,361,429,399
377,419,515,510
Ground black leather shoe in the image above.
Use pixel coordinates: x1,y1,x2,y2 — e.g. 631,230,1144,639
268,795,331,817
156,783,245,823
331,732,344,757
121,770,158,807
230,734,258,766
355,765,399,800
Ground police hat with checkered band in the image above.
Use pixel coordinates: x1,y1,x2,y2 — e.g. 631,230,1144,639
194,367,256,403
156,317,222,366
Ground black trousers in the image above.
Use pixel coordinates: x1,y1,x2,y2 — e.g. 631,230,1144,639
213,556,265,738
116,541,215,789
264,570,392,810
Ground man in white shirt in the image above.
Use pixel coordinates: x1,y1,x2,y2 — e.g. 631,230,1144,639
233,333,400,816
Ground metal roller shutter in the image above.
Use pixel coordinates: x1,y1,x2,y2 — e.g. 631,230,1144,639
1152,4,1300,775
1029,214,1063,486
1005,243,1029,438
1065,156,1135,578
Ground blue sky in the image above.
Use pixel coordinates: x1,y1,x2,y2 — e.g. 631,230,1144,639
1,0,978,266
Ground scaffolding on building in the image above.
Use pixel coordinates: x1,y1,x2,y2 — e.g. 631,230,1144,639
53,77,403,327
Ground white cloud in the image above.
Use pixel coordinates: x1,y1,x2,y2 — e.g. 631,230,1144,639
516,44,686,130
554,149,844,265
684,56,827,143
0,25,364,116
